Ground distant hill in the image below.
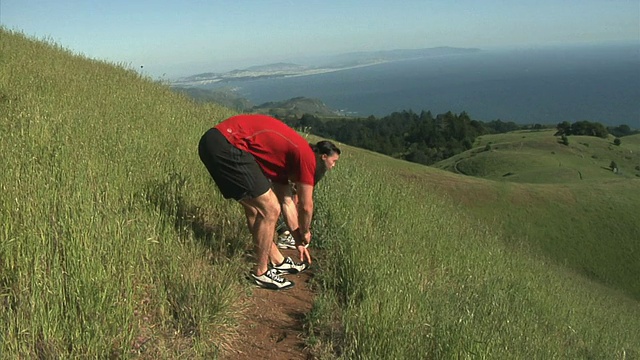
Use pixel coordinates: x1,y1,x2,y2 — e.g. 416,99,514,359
172,46,480,86
172,86,252,111
249,96,343,119
171,85,342,118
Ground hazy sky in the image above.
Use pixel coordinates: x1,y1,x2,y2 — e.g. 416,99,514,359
2,0,638,78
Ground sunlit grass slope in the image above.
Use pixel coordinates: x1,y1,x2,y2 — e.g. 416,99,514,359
310,149,639,359
436,129,640,183
1,29,245,357
2,29,638,359
621,133,640,147
431,129,640,300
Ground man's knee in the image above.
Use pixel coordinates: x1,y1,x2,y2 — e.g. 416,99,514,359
263,196,281,223
244,191,280,223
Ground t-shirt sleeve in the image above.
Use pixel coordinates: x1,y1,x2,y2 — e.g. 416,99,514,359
297,149,316,185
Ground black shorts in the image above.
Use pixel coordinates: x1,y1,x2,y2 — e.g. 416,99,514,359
198,128,271,200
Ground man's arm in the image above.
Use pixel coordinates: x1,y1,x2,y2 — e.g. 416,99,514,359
272,182,298,233
295,182,314,245
273,181,313,263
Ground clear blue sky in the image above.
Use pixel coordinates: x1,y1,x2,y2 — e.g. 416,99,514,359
2,0,638,78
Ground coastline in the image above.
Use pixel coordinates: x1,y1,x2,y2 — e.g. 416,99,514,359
171,60,392,86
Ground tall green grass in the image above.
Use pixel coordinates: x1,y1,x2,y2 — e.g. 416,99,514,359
433,130,640,299
2,29,638,359
308,152,639,359
1,29,247,357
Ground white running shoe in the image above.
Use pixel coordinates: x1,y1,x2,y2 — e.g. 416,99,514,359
250,269,294,290
276,231,296,249
272,256,309,274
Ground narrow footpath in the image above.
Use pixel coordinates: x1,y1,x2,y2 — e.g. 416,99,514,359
225,249,315,360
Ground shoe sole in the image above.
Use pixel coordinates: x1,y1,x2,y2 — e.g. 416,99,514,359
252,279,295,290
271,265,309,275
276,244,296,250
247,274,295,290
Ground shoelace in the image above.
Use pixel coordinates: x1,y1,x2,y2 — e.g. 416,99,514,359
267,269,286,283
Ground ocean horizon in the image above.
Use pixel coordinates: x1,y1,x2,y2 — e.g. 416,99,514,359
202,43,640,127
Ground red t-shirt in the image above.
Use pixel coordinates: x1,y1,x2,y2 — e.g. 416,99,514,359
214,114,316,185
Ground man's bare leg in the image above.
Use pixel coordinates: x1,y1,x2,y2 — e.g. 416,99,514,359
240,189,281,276
242,201,286,269
269,242,285,266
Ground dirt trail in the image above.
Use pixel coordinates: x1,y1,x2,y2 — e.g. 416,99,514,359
224,249,315,360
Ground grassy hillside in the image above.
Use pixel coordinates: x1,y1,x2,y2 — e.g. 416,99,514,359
310,152,639,359
171,86,344,120
620,132,640,148
171,86,252,112
1,29,244,357
436,129,640,182
2,29,639,359
433,130,640,300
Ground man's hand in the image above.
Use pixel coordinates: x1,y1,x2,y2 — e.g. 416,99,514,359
297,244,312,264
293,228,312,264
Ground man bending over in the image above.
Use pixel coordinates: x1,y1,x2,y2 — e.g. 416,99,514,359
198,114,340,290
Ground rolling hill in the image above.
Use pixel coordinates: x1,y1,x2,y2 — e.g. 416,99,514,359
436,129,640,183
432,129,640,299
170,84,343,118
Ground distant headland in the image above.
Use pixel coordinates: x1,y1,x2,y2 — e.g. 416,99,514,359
171,47,481,87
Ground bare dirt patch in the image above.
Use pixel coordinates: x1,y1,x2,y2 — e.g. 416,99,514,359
223,249,315,360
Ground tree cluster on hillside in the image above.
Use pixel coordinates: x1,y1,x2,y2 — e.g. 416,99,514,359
555,120,609,138
282,111,537,165
250,97,341,119
607,124,640,138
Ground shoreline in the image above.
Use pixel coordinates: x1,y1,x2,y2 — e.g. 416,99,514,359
171,60,392,87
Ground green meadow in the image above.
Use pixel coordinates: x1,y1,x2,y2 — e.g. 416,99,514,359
437,129,640,183
2,29,639,359
433,130,640,299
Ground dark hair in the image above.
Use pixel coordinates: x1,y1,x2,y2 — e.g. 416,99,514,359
311,140,341,156
311,141,340,184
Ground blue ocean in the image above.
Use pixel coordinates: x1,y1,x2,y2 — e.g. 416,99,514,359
207,43,640,126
